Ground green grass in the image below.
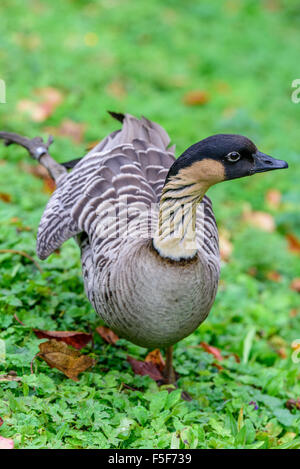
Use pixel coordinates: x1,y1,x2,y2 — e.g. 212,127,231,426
0,0,300,449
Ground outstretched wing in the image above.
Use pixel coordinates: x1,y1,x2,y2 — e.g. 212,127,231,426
37,114,175,260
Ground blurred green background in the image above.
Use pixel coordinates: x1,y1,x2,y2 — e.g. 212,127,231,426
0,0,300,449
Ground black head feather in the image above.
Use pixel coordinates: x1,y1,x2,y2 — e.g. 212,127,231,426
166,134,287,183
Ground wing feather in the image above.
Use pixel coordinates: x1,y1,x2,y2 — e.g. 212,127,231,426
36,113,175,260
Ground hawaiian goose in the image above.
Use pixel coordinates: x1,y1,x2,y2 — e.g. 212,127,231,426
0,113,288,383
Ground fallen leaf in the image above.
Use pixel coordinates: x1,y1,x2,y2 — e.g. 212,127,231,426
17,99,46,122
212,362,224,371
229,352,241,363
290,278,300,293
17,87,63,122
277,347,287,359
43,177,56,194
145,349,165,372
269,333,286,358
35,87,63,114
243,207,275,232
265,189,281,209
0,436,14,449
10,216,32,231
286,398,300,410
34,330,92,350
127,356,164,382
0,193,11,203
44,119,86,144
106,80,127,99
286,233,300,255
264,0,281,12
266,271,282,282
290,308,299,317
248,267,258,277
38,339,96,381
219,229,233,262
20,162,56,194
96,326,119,345
86,140,100,151
200,342,224,361
20,162,49,180
183,90,209,106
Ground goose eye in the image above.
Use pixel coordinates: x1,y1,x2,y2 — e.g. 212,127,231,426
226,151,241,163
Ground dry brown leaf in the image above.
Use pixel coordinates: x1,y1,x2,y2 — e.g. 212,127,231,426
290,278,300,293
265,189,281,209
43,177,56,194
34,330,92,350
17,99,46,122
212,362,224,371
200,342,224,361
44,119,86,144
145,349,165,372
277,347,287,359
264,0,281,12
17,87,63,122
286,398,300,410
16,225,32,233
229,353,241,363
86,140,100,151
0,193,11,203
127,356,164,382
20,162,48,179
243,207,275,232
247,267,258,277
38,339,95,381
290,308,299,317
219,229,233,262
183,90,209,106
106,80,127,99
266,271,282,282
20,162,56,194
286,233,300,255
96,326,119,345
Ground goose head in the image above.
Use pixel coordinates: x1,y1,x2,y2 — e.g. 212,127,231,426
165,134,288,189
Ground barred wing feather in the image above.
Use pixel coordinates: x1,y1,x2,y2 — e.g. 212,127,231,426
36,114,175,260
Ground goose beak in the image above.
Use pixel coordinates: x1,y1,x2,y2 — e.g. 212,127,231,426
252,151,288,174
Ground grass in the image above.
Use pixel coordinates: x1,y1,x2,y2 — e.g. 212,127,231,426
0,0,300,449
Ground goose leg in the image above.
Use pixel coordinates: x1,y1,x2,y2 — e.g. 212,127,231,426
163,346,176,384
0,132,67,184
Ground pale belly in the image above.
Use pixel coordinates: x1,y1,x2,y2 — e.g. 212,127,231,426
93,241,219,349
